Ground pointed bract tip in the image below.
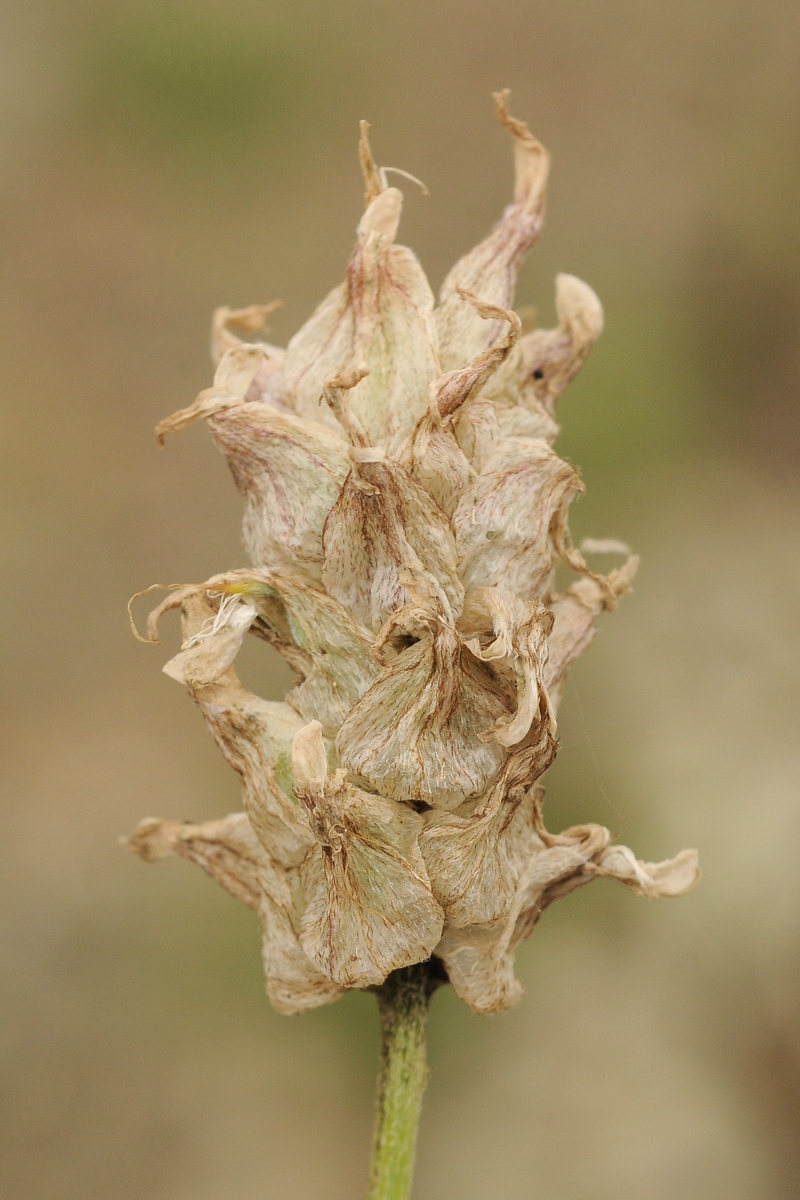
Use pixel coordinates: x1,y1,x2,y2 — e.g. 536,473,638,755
555,273,604,342
323,368,371,447
491,88,550,204
359,119,384,206
126,817,175,862
455,287,522,339
492,89,538,149
291,720,328,800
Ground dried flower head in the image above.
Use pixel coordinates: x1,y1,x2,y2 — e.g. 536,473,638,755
129,92,698,1017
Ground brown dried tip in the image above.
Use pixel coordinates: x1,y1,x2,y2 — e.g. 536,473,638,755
359,120,384,205
491,88,550,204
492,88,538,147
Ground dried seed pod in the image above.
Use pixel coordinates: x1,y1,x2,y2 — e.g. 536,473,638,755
129,93,698,1017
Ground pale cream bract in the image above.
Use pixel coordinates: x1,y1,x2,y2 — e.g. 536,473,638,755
129,92,698,1016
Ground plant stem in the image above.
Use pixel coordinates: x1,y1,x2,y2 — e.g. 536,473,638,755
368,961,439,1200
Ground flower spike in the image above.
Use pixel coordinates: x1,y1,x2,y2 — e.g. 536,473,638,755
130,95,698,1020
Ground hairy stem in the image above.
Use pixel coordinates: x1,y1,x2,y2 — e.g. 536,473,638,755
368,962,440,1200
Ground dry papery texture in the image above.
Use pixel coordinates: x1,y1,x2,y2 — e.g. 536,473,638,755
129,93,698,1016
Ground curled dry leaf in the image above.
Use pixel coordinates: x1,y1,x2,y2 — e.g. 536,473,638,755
130,92,698,1017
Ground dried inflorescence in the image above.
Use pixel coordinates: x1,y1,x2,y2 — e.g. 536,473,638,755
128,93,698,1016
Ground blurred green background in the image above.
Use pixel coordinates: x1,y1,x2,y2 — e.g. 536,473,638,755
1,2,799,1197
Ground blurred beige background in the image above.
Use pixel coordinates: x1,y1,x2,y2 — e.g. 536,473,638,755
1,2,799,1197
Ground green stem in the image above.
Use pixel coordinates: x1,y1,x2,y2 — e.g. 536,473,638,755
368,962,440,1200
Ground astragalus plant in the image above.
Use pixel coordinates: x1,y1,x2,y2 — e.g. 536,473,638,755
128,92,698,1200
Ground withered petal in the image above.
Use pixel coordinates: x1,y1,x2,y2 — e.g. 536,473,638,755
162,594,258,688
160,590,316,867
545,557,638,711
322,456,463,632
398,410,475,518
128,812,265,909
458,586,555,747
437,815,698,1015
337,608,507,809
398,297,519,515
436,92,550,371
452,397,501,470
210,302,283,366
156,344,267,442
453,436,585,598
591,844,700,897
486,274,603,445
436,822,610,1015
284,186,440,453
292,723,444,987
127,812,343,1014
207,402,351,577
191,569,380,736
420,780,545,927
